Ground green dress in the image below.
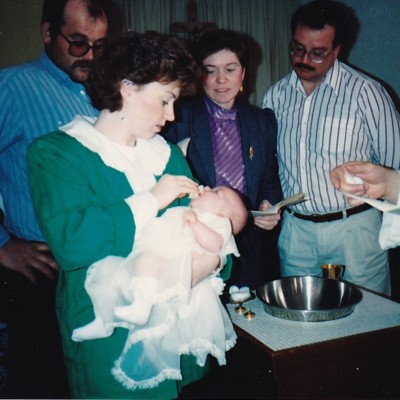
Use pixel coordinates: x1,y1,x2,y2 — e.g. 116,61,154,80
27,117,210,399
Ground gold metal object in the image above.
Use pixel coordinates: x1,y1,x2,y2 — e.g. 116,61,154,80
249,146,254,160
321,264,344,280
235,303,246,314
244,309,255,320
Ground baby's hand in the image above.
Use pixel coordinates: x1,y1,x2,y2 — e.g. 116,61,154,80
183,210,198,226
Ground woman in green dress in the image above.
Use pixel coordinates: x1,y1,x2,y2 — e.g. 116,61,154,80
27,31,222,399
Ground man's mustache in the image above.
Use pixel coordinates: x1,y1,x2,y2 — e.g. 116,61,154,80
294,63,315,71
72,60,92,70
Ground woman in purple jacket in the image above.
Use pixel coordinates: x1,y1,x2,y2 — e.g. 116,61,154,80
164,29,282,289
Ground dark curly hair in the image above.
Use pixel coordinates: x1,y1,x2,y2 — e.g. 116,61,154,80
86,31,198,111
192,29,250,69
291,0,359,50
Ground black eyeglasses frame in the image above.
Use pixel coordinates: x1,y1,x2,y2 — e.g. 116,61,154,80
59,32,107,58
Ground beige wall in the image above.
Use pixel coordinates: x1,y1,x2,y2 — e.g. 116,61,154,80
0,0,43,68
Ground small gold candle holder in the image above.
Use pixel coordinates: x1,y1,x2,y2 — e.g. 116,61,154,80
235,303,246,314
244,309,255,320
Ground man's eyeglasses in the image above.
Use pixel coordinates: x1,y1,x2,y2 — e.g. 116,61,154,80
59,32,107,58
289,42,332,64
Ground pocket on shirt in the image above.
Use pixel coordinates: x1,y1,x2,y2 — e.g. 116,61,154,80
320,116,358,159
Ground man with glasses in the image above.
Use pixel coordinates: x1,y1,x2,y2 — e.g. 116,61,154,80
0,0,120,397
262,0,400,295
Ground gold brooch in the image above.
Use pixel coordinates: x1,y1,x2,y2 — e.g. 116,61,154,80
249,146,254,160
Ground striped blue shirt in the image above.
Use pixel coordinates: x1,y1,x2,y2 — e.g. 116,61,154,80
262,60,400,214
0,52,99,245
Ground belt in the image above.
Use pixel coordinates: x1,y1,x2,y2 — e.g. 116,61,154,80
287,203,372,223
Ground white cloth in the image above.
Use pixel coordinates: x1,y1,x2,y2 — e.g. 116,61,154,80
380,175,400,249
74,207,238,390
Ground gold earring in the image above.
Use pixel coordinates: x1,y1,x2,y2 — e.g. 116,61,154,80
239,84,244,93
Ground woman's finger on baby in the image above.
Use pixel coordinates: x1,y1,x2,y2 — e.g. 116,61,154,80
175,176,199,197
180,176,198,188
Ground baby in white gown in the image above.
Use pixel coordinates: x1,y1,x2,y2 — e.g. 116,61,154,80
72,186,248,390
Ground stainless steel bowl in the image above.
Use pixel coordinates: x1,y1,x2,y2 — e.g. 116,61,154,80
256,276,362,322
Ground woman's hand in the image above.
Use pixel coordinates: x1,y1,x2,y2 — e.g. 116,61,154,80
151,174,199,210
253,200,281,230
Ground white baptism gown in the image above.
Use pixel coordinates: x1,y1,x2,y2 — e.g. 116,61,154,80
66,117,238,390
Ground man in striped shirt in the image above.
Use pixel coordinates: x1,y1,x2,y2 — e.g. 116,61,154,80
262,0,400,296
0,0,119,397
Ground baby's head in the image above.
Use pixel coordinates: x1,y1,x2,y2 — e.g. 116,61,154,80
189,186,248,234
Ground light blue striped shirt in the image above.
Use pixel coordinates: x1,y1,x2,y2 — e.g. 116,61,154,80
262,60,400,214
0,52,99,245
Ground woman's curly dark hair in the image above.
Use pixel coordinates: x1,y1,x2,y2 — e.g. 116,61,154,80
86,31,198,111
193,29,250,69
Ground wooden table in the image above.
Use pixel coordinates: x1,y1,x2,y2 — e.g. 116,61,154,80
226,288,400,399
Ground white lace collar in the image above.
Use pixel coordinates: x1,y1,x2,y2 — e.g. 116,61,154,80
61,115,171,193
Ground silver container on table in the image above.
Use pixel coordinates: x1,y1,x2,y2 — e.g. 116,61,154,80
257,276,362,322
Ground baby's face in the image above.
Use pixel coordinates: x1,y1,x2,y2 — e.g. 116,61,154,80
189,186,230,214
